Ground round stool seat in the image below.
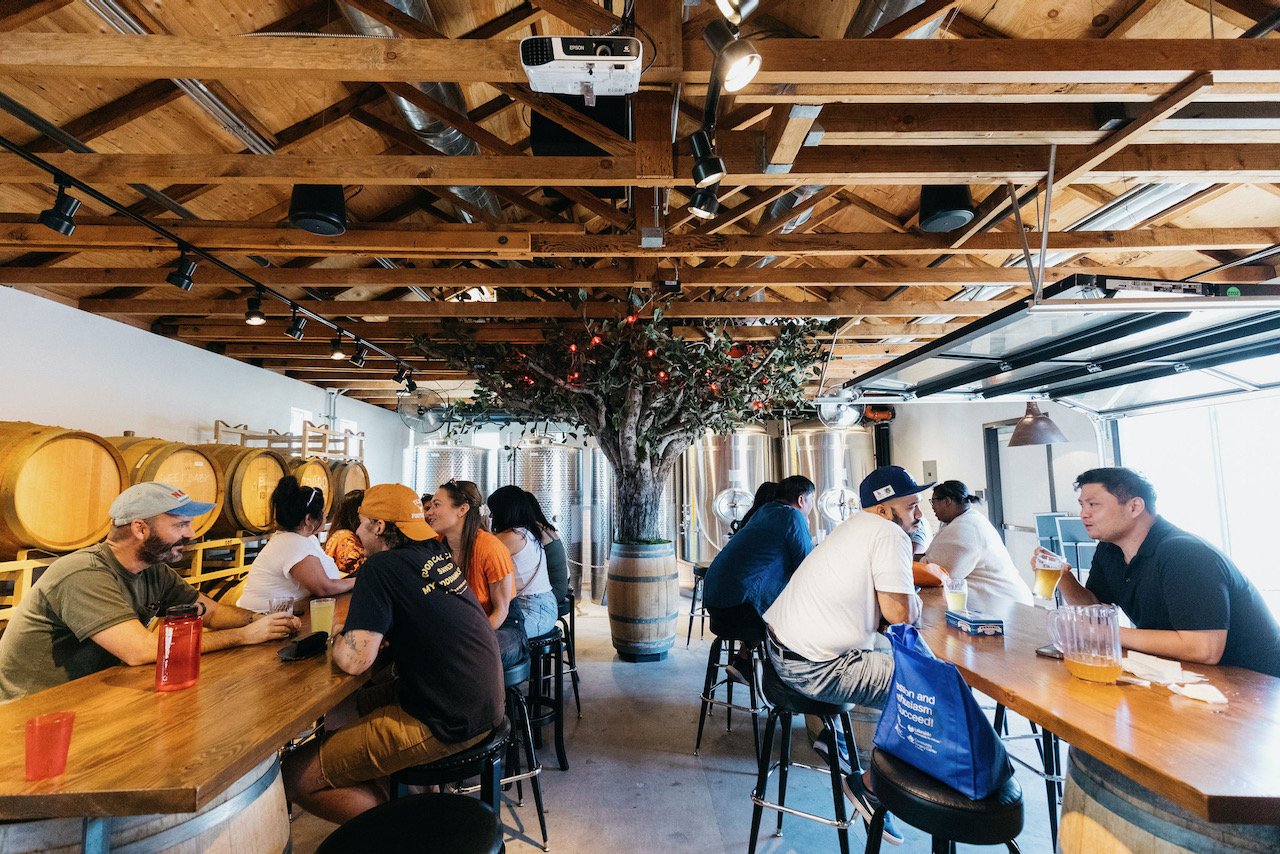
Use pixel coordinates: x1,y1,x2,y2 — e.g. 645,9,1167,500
760,659,855,716
528,627,563,651
317,792,502,854
557,596,572,618
870,748,1024,846
393,719,512,785
693,563,709,579
504,658,530,687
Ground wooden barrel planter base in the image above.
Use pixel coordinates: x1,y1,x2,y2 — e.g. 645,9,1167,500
1060,748,1280,854
606,541,679,664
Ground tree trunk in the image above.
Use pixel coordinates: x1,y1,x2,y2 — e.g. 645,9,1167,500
614,467,669,544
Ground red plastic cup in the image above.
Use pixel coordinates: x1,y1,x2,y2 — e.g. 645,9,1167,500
25,711,75,780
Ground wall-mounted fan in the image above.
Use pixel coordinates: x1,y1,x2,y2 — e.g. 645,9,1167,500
397,387,448,436
816,388,863,429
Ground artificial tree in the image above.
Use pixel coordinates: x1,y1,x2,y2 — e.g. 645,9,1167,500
416,300,828,545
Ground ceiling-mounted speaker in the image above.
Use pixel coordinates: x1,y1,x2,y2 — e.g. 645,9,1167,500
919,185,975,233
289,184,347,236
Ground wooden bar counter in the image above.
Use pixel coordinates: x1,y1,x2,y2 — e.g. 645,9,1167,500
0,596,367,822
916,589,1280,826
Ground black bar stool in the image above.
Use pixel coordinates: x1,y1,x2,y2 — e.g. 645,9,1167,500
686,564,710,646
317,792,504,854
993,703,1061,849
556,593,582,718
500,657,549,851
748,658,862,854
527,627,569,771
390,718,511,812
693,634,766,756
865,747,1024,854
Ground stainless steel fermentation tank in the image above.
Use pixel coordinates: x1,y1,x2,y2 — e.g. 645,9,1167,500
679,427,776,565
410,440,490,501
508,440,584,593
780,425,876,540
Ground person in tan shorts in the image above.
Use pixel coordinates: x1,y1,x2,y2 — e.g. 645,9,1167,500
282,484,505,824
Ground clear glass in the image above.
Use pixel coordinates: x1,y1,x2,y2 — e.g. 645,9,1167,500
266,597,295,614
943,576,968,612
1048,604,1123,684
310,598,336,635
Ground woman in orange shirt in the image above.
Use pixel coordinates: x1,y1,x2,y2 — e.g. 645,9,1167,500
323,489,366,575
425,479,527,668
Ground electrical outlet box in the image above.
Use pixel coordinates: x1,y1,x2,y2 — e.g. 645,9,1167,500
922,460,938,483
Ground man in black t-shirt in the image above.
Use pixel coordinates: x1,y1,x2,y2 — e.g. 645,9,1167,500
283,484,504,824
1041,467,1280,678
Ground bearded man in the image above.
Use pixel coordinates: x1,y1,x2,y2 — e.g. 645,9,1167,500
0,481,299,700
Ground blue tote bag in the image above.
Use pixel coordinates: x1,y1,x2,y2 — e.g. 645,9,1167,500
872,624,1014,800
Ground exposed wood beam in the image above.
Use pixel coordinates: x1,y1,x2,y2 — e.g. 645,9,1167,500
531,0,621,34
0,0,73,30
83,297,1019,319
464,2,541,39
26,81,183,153
6,35,1280,86
3,221,1275,258
493,84,635,157
763,105,822,171
1104,0,1167,39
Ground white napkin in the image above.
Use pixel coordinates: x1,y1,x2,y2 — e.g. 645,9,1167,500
1122,651,1208,685
1168,683,1229,704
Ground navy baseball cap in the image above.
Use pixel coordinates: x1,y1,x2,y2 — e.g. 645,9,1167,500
859,466,936,508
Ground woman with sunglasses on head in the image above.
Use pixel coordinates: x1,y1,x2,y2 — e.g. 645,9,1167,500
487,486,561,638
425,479,527,667
238,476,355,613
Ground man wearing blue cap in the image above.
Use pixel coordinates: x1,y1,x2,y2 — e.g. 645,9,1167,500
763,465,931,845
0,481,300,700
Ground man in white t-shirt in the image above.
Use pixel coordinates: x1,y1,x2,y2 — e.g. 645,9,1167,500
763,465,929,845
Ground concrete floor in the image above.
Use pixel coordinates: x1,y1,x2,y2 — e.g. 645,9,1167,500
291,601,1057,853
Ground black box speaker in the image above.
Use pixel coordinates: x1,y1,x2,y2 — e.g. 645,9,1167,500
530,95,631,202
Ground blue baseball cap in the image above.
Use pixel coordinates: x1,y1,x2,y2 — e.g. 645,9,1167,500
859,466,936,508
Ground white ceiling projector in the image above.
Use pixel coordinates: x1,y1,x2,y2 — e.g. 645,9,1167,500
520,36,642,105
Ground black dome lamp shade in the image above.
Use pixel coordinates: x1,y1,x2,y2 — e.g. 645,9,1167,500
289,184,347,236
39,182,81,236
1008,402,1069,447
919,185,975,233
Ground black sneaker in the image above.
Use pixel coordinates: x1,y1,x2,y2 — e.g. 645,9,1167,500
841,774,905,846
812,733,852,776
724,660,751,686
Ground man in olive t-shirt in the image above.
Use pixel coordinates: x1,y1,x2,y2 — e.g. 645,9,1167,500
0,482,300,701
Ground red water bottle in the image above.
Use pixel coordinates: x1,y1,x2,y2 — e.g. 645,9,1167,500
155,604,202,692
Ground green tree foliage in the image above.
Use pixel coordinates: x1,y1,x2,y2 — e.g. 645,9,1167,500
416,310,828,543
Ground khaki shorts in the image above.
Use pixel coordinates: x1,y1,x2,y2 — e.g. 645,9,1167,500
319,683,490,789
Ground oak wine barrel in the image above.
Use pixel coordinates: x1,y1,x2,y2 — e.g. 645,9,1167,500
1060,748,1280,853
0,422,128,559
329,459,370,498
0,757,289,854
606,541,679,662
288,456,334,515
199,445,287,536
107,436,225,538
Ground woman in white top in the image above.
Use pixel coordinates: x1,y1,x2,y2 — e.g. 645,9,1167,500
238,476,355,613
488,485,558,638
925,480,1033,606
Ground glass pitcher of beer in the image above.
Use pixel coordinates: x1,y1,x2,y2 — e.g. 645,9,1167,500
1046,604,1123,684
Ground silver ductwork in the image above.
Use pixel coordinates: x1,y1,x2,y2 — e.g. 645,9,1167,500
847,0,946,38
340,0,504,223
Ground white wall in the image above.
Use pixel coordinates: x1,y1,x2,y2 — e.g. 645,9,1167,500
0,288,409,485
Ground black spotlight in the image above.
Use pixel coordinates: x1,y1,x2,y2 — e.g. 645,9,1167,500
285,311,307,340
393,364,411,384
39,182,81,236
329,336,348,361
688,184,721,220
919,185,975,233
289,184,347,236
245,293,266,325
404,376,418,393
689,130,726,189
165,251,198,291
350,343,368,368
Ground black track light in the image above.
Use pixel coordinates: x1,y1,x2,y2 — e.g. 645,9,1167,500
350,343,368,368
715,0,759,25
245,291,266,326
688,184,721,220
330,336,348,361
404,376,418,393
704,19,762,93
38,181,81,237
165,250,198,291
689,130,727,189
394,364,411,384
285,310,307,340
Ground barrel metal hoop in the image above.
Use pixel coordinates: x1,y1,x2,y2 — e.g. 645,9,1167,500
609,613,678,625
605,573,679,582
105,757,282,854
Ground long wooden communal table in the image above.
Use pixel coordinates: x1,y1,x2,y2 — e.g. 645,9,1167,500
915,589,1280,825
0,596,366,850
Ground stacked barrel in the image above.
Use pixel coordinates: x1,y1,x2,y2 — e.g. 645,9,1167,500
0,421,369,558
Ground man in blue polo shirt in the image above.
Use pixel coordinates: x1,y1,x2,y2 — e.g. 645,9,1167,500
703,475,815,681
1046,467,1280,677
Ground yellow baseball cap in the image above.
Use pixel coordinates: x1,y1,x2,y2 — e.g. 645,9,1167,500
359,484,437,541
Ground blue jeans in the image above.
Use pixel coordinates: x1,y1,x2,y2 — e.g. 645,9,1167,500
765,635,895,711
518,590,559,639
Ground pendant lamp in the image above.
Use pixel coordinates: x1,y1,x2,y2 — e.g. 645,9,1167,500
1008,402,1068,446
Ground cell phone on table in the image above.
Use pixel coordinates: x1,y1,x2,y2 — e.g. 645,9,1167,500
1035,643,1064,660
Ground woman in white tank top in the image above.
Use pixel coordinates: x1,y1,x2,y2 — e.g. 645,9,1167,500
489,487,559,638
